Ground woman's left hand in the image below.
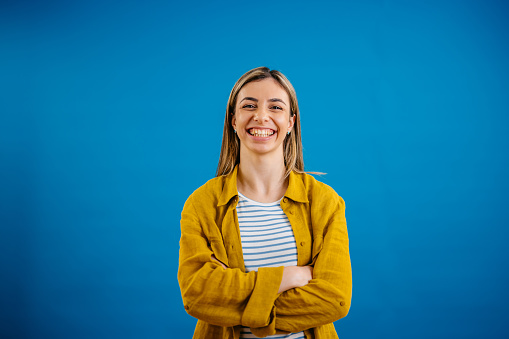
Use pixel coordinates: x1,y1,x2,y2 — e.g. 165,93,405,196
211,254,227,269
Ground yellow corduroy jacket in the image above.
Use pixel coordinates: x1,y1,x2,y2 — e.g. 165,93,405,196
178,166,352,339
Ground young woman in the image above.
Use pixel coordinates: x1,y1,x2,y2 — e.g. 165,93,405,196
178,67,352,339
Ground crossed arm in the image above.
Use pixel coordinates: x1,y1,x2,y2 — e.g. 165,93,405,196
211,254,313,294
178,195,351,336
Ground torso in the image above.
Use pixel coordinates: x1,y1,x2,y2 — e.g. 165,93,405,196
236,192,305,339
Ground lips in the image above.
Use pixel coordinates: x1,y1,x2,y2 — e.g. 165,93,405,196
247,128,275,137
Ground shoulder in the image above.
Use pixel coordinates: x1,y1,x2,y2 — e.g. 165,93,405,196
184,175,227,207
293,173,347,234
292,171,345,206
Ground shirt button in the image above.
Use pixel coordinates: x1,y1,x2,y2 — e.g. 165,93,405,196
283,197,288,203
300,241,305,246
340,301,345,306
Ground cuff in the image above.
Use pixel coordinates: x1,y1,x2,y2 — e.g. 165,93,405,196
242,266,284,328
250,307,277,337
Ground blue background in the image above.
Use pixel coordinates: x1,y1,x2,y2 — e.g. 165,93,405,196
1,0,508,338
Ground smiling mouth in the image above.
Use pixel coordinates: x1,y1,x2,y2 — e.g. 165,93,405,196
248,128,275,137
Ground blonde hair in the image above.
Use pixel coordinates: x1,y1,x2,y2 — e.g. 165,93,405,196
216,67,304,178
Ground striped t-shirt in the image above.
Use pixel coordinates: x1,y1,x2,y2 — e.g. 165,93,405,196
236,192,305,339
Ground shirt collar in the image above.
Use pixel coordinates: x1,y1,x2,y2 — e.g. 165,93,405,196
217,165,309,207
217,165,239,207
285,170,309,203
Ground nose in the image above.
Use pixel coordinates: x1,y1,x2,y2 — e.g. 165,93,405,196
254,107,269,122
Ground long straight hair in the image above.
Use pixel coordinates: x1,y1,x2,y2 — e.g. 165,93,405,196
216,67,304,178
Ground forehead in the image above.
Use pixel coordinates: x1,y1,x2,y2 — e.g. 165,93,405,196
238,78,289,102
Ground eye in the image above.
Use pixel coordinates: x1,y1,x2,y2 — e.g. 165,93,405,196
242,104,255,109
271,105,283,110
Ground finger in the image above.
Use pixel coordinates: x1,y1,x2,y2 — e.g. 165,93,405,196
211,254,227,269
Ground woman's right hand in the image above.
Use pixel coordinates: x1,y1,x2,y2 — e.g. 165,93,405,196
278,265,313,294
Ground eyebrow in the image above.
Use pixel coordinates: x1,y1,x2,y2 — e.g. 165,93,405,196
269,98,287,106
240,97,287,106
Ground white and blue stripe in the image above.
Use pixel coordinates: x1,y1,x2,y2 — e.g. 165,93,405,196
239,331,306,339
236,192,305,339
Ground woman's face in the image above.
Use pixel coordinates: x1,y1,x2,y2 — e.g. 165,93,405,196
232,78,295,158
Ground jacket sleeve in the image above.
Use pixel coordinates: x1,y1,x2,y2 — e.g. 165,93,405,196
272,195,352,333
177,194,284,332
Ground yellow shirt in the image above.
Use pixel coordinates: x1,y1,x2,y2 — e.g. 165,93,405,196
178,166,352,339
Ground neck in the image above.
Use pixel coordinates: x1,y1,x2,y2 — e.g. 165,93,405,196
237,148,288,203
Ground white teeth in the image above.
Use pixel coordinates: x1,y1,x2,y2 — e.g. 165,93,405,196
249,129,274,137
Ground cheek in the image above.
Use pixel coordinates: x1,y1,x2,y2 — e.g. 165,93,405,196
236,115,247,127
278,115,291,127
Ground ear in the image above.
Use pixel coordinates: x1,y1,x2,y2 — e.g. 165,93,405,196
288,114,296,132
231,115,237,131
